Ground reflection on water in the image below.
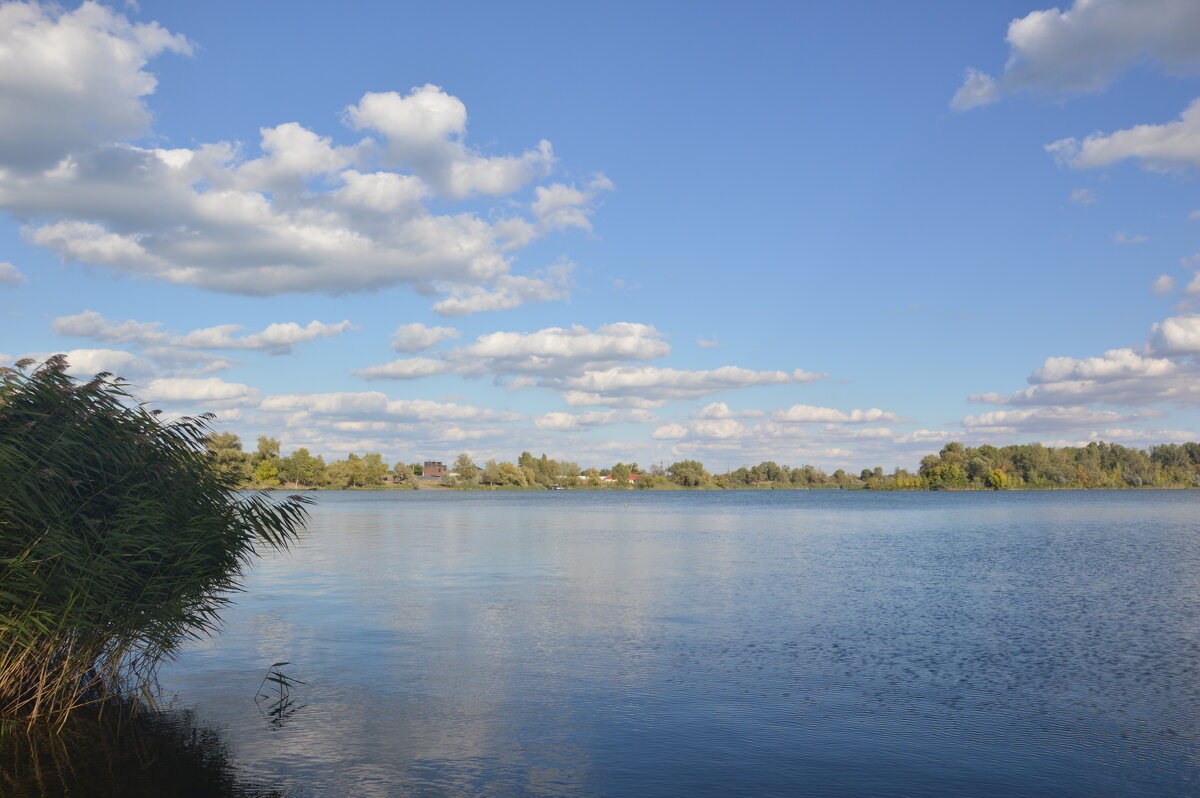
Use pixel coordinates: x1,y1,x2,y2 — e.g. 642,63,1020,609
15,490,1200,796
0,703,283,797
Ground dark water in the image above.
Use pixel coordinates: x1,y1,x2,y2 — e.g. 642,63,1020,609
8,490,1200,796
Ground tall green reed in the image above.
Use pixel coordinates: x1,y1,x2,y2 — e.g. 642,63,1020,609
0,356,309,724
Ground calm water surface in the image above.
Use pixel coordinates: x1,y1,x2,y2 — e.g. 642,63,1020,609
89,492,1200,794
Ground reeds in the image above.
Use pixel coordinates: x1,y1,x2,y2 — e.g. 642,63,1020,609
0,356,309,724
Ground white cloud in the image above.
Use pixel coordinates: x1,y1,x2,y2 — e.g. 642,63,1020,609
1048,98,1200,169
1070,188,1097,205
562,365,825,406
894,429,953,444
691,402,764,420
173,320,354,354
343,85,555,198
28,221,160,269
234,122,355,192
0,17,593,313
19,348,151,378
355,321,671,381
961,406,1147,434
952,0,1200,110
534,409,655,431
562,391,663,410
771,404,900,424
141,347,233,375
652,423,689,440
259,390,517,423
818,425,895,440
53,310,354,354
531,174,613,233
972,344,1200,408
1149,314,1200,355
354,321,820,413
430,262,573,316
1113,232,1148,244
0,261,25,286
141,376,257,404
1030,348,1178,382
353,357,455,381
1153,274,1176,294
456,322,669,376
53,310,165,345
389,322,460,353
0,1,191,171
696,337,718,349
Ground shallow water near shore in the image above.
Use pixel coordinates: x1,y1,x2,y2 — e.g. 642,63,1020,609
10,490,1200,796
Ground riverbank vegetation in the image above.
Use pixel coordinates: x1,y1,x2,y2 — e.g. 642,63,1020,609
0,358,309,725
212,434,1200,491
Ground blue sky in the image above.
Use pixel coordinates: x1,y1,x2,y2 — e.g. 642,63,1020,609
3,0,1200,470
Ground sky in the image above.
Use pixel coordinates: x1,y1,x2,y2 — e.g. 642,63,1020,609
3,0,1200,471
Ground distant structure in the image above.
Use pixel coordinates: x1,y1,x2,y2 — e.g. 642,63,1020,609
423,460,447,478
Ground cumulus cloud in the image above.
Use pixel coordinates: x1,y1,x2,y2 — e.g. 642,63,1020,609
0,262,25,286
1153,274,1176,294
952,0,1200,110
390,322,460,353
770,404,901,424
430,262,573,316
1149,314,1200,355
1030,348,1178,382
1048,98,1200,169
691,402,764,420
343,85,555,198
971,342,1200,408
0,9,601,313
531,174,614,233
0,1,192,171
53,310,353,354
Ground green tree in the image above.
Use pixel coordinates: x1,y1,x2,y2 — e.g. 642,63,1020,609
392,462,418,488
253,458,281,486
204,432,250,482
668,460,711,487
280,447,325,486
363,453,388,486
254,436,280,462
453,452,477,483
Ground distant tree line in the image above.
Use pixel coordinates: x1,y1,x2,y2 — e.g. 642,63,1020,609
205,436,1200,491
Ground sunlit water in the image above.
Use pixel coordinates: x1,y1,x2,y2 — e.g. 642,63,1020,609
19,490,1200,796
